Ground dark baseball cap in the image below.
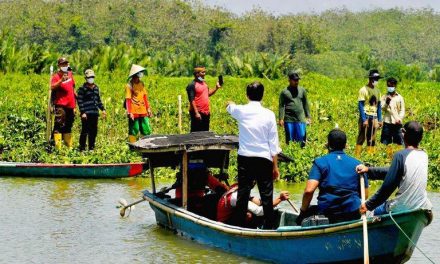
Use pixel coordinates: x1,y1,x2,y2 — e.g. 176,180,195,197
288,72,300,80
368,69,382,79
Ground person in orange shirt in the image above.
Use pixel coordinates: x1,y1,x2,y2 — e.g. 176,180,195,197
125,64,152,143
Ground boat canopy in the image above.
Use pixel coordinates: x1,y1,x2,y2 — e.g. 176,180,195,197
129,131,238,169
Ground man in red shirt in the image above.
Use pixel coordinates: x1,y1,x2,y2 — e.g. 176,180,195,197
50,57,76,149
186,66,221,132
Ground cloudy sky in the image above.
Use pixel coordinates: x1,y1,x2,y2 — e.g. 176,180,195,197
203,0,440,15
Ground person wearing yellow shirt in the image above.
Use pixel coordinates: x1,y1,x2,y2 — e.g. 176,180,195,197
125,64,152,143
355,69,383,156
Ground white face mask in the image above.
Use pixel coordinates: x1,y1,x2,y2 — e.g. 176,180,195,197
372,81,378,87
197,76,204,82
387,87,395,93
137,72,144,78
86,78,94,84
60,66,69,72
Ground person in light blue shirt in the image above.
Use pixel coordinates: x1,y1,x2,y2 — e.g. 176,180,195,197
297,129,369,224
226,81,281,229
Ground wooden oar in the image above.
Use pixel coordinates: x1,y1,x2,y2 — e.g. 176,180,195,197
287,198,299,214
360,173,369,264
118,186,175,217
119,197,146,217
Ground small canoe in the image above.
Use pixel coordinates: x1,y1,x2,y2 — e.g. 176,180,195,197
0,161,146,178
143,189,432,264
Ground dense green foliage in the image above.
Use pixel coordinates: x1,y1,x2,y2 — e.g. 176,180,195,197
0,73,439,188
2,1,440,80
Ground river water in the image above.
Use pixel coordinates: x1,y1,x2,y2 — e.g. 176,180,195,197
0,177,438,264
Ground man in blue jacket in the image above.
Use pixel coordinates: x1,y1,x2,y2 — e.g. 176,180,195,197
297,129,369,224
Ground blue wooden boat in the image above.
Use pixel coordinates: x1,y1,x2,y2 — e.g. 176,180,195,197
0,161,146,178
130,132,432,263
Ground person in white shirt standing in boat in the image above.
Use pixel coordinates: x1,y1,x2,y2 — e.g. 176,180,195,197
226,81,281,229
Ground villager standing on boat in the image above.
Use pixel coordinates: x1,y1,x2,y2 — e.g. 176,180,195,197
278,72,311,147
297,129,369,225
380,77,405,159
186,66,221,132
357,121,432,216
77,69,106,151
125,64,152,143
355,69,383,157
50,57,76,149
226,81,281,229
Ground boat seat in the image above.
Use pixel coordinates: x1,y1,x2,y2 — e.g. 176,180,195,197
277,208,300,227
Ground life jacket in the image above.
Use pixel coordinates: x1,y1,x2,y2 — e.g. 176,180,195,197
216,184,238,222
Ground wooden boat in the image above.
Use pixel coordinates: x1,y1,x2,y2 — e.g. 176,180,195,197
130,132,433,263
0,161,146,178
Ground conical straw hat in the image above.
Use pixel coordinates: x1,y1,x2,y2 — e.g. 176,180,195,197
128,64,146,79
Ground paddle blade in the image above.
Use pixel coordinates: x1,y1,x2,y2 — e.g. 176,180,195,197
118,198,128,207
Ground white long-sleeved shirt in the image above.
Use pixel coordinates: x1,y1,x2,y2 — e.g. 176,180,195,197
227,101,281,161
381,93,405,124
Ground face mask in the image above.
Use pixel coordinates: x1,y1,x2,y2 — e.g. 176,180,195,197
387,87,395,93
372,81,378,87
60,66,69,72
86,78,94,84
137,72,144,78
197,76,204,82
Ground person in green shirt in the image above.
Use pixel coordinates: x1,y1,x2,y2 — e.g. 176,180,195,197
278,72,311,147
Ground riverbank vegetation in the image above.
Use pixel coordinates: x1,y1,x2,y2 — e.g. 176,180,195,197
0,73,439,188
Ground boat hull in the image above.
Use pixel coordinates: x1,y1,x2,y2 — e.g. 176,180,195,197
143,190,430,264
0,162,145,178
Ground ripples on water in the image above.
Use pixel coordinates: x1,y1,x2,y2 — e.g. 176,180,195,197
0,177,438,264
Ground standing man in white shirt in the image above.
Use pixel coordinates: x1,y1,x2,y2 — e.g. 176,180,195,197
226,81,281,229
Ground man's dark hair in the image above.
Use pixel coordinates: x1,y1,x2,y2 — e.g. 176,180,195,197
387,77,398,85
246,81,264,101
328,129,347,151
403,121,423,147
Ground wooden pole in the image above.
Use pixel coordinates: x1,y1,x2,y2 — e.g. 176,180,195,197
360,174,369,264
178,95,182,134
182,151,188,209
45,65,54,143
149,159,156,193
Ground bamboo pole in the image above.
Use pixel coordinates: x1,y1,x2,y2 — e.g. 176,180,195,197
149,159,156,193
45,65,54,143
182,151,188,209
360,174,369,264
178,95,182,133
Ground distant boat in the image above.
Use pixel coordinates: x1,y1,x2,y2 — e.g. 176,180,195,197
130,132,432,263
0,161,146,178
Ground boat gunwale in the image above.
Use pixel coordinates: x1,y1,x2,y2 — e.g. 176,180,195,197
0,161,145,168
143,190,429,238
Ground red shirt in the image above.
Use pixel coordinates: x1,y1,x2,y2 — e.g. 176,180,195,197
216,184,238,222
194,81,210,114
51,71,76,109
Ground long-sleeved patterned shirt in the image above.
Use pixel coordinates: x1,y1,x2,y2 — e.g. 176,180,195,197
77,83,105,115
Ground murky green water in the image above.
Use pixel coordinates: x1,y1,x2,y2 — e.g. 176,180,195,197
0,177,438,263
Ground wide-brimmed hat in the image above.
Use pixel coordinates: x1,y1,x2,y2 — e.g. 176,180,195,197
288,72,300,80
128,64,146,79
84,69,95,78
368,69,382,79
57,57,68,65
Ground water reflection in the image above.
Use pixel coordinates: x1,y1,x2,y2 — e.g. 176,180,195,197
0,177,437,264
